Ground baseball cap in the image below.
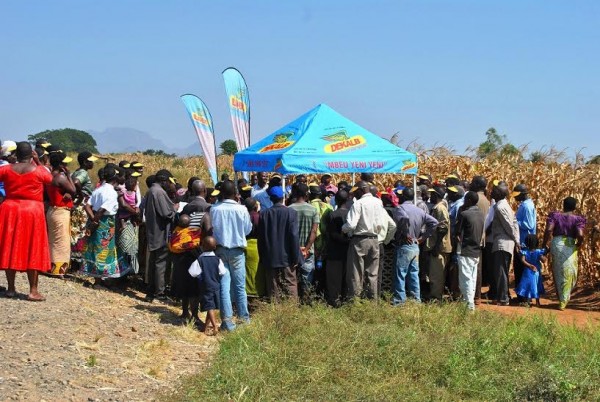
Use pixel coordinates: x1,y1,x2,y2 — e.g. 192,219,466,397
427,186,445,198
46,144,62,153
1,140,17,156
268,186,284,198
156,169,176,184
309,183,322,195
77,151,98,164
417,174,432,182
511,184,528,197
447,185,465,196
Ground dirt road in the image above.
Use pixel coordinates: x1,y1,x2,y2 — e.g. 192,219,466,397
0,274,217,401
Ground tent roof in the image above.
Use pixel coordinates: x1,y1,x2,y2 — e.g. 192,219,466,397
233,103,418,175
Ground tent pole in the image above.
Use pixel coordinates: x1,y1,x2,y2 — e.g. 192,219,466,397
351,172,355,186
234,171,239,196
282,175,286,201
413,175,417,203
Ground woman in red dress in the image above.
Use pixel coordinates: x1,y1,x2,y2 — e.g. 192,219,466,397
0,142,53,300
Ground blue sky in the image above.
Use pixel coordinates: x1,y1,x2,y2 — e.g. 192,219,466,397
1,0,598,157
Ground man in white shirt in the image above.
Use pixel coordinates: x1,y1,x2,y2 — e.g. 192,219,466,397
342,181,389,300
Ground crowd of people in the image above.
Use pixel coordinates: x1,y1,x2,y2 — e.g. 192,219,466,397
0,139,588,334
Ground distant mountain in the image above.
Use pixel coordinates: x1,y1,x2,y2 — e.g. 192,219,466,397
90,127,200,156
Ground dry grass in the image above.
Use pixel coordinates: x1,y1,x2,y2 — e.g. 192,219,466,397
98,151,600,285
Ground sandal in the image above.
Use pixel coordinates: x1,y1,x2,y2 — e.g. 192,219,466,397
26,294,46,302
5,291,17,298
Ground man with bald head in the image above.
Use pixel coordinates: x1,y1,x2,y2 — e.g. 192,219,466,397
173,179,212,322
490,182,520,306
181,180,211,233
342,180,390,300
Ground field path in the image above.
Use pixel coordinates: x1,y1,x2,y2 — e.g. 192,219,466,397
478,285,600,328
0,274,217,402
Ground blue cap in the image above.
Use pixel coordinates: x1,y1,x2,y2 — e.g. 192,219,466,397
268,186,284,198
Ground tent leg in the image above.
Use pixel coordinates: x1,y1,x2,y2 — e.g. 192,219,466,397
413,175,417,203
234,171,239,196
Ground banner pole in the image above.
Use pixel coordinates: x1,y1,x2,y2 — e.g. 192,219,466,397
413,175,417,203
282,175,286,200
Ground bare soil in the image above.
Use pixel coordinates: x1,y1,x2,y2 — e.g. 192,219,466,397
0,274,217,402
478,283,600,328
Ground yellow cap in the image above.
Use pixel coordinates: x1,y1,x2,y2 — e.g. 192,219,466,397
168,177,177,184
132,162,144,167
211,189,220,196
62,156,73,164
131,171,142,177
88,155,99,162
241,185,252,191
40,142,51,148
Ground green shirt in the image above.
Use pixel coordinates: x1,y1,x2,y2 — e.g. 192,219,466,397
310,199,333,256
72,168,93,197
289,202,319,254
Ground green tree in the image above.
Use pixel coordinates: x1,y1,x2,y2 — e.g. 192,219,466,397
220,139,238,155
588,155,600,165
28,128,98,153
142,149,176,158
477,127,520,159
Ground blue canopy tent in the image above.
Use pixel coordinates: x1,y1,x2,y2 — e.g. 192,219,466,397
233,104,418,177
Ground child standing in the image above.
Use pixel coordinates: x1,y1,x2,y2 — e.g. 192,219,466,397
188,236,226,335
516,234,547,306
117,175,140,227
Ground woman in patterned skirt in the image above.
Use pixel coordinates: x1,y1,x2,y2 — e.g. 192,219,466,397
543,197,586,310
80,165,130,283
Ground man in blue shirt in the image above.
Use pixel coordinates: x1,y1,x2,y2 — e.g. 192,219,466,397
258,186,301,302
392,188,439,304
210,180,252,331
251,172,273,210
446,185,465,298
512,183,537,300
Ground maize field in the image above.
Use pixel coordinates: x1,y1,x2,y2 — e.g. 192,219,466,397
99,150,600,286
